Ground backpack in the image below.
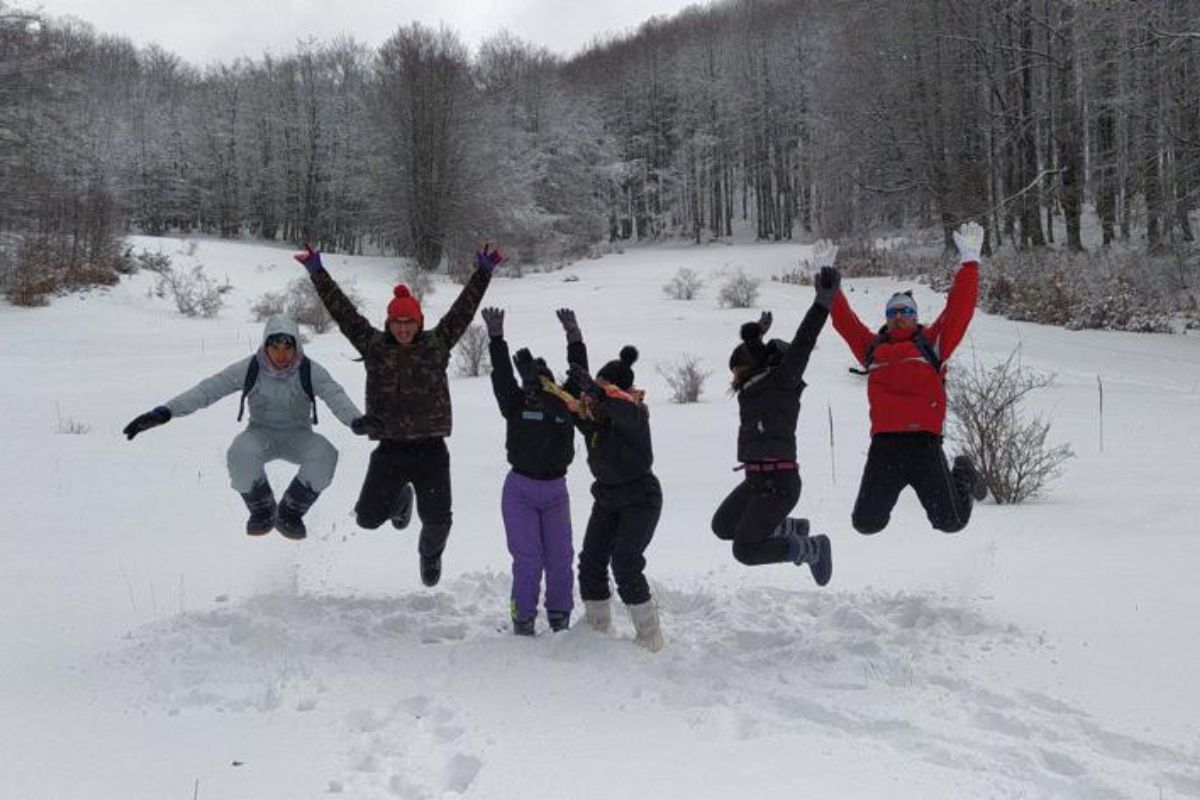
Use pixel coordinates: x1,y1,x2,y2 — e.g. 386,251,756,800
237,356,318,423
849,325,942,378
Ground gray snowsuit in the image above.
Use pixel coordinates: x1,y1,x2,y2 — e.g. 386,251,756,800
164,315,362,493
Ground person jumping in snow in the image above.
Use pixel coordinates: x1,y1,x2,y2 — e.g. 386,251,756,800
294,244,503,587
710,266,839,586
122,314,372,540
481,306,587,636
829,223,989,536
566,347,664,652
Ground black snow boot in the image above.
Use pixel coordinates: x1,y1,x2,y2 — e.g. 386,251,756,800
512,616,536,636
547,610,571,632
275,478,320,541
391,483,415,530
240,480,277,536
953,455,988,502
420,555,442,587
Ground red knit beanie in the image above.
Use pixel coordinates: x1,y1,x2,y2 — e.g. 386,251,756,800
387,284,423,325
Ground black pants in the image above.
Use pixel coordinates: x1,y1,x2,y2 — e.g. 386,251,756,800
851,432,972,534
578,473,662,606
711,470,801,565
355,438,452,560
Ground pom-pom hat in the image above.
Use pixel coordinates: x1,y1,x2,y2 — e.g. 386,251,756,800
387,284,423,326
597,345,639,391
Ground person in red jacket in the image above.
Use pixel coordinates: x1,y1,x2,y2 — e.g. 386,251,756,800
829,222,988,535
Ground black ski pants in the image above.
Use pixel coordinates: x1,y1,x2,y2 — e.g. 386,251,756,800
355,438,452,560
851,432,972,535
711,470,801,565
578,473,662,607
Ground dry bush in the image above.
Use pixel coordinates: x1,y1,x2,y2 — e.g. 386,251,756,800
454,323,491,377
155,264,231,318
251,277,363,334
657,354,712,403
946,349,1074,504
2,240,122,306
717,268,761,309
663,267,704,300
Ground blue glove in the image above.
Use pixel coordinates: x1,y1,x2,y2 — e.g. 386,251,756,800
475,244,504,273
293,244,324,274
123,406,171,440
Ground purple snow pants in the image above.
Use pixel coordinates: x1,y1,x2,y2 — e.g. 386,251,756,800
501,471,574,622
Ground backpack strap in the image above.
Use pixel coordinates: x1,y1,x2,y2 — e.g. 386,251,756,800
299,357,318,424
237,356,318,424
237,357,260,422
851,325,942,377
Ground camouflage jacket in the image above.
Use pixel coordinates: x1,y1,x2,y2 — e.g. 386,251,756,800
311,266,492,441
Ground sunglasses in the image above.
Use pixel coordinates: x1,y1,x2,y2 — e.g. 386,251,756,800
886,307,917,318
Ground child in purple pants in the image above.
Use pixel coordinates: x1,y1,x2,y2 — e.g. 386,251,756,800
481,306,588,635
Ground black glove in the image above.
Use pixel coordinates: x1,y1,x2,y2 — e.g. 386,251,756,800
814,266,841,309
556,308,582,343
123,406,171,440
350,414,384,437
757,311,773,336
567,363,600,398
481,307,504,339
512,348,541,393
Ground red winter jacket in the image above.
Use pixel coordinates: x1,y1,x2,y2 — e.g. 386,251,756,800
831,262,978,435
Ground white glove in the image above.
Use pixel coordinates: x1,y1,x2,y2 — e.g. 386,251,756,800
953,221,984,265
810,239,839,269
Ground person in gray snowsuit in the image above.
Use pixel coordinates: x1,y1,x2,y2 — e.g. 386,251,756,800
122,314,373,540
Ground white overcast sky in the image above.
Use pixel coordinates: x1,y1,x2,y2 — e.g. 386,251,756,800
16,0,707,65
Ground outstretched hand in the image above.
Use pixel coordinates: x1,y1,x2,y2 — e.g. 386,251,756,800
475,243,505,273
953,221,984,264
813,266,841,309
123,406,171,440
757,311,773,337
810,239,839,269
293,243,323,273
350,414,384,437
481,306,505,339
556,308,582,343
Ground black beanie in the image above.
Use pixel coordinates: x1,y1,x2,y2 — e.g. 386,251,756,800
597,345,639,390
728,320,769,371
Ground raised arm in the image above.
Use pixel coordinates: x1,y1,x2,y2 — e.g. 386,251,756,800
432,245,504,348
482,307,521,417
295,247,377,356
925,222,982,361
556,308,589,393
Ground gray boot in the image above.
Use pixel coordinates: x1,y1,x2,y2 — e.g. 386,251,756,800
627,600,664,652
785,529,832,587
583,599,614,634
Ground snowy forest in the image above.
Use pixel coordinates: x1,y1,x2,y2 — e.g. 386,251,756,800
2,0,1200,317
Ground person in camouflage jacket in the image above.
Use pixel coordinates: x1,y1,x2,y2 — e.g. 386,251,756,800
295,244,504,586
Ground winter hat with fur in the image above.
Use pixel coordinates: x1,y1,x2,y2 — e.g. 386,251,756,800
885,290,918,316
597,345,639,391
387,285,424,326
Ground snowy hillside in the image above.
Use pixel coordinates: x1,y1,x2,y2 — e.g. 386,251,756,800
1,236,1198,799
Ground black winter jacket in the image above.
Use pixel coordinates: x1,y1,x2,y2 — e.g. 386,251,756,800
577,392,655,486
488,337,588,480
735,301,829,463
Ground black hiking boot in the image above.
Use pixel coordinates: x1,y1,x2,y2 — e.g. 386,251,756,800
954,455,988,502
391,483,415,530
240,480,276,536
275,478,320,541
420,555,442,587
512,617,536,636
547,610,571,632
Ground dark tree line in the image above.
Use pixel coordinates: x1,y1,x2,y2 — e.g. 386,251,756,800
3,0,1199,303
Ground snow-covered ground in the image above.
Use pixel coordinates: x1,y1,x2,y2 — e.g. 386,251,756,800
2,236,1198,799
